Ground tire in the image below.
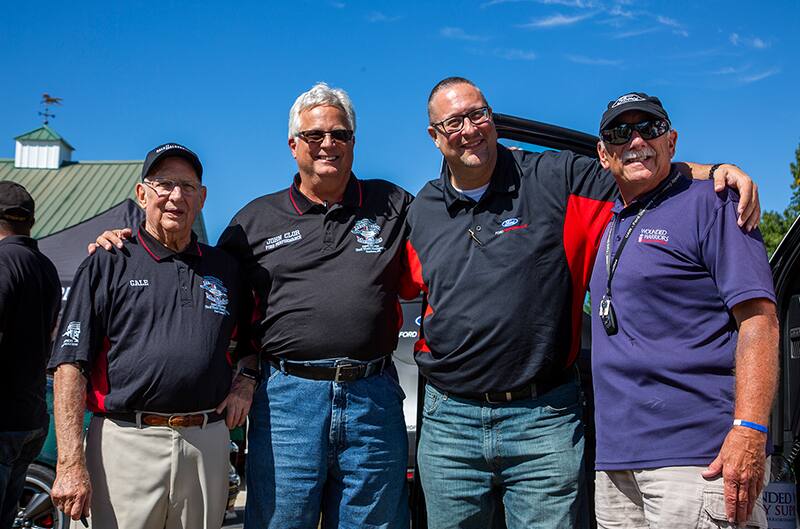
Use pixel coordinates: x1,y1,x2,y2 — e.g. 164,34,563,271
13,463,69,529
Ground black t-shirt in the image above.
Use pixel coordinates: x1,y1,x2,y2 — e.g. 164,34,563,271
217,174,414,361
404,145,618,394
0,236,61,431
48,225,254,413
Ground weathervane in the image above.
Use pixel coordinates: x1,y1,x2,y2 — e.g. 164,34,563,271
39,93,63,125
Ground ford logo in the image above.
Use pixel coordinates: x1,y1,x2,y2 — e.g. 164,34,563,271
501,218,520,228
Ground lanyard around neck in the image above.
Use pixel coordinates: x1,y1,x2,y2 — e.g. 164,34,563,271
604,174,679,298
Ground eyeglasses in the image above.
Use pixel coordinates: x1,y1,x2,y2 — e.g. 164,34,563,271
432,107,491,134
143,178,200,197
601,119,670,145
297,129,354,144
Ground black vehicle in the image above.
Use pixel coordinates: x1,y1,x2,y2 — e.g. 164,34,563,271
396,113,800,528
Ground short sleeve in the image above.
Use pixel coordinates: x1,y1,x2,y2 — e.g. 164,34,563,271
699,196,775,310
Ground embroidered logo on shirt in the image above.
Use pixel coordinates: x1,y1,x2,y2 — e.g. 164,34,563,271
494,217,529,235
129,279,150,287
61,321,81,347
352,219,385,253
265,230,302,252
638,227,669,245
200,276,230,316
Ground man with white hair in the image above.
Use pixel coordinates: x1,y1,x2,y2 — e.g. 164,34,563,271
92,83,413,528
218,83,413,528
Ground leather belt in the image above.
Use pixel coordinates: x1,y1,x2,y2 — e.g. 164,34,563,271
270,356,391,383
96,411,224,428
448,369,573,404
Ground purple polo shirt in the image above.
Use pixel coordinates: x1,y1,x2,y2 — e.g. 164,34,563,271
590,172,775,470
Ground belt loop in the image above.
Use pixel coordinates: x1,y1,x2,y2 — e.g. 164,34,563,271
135,411,143,429
279,359,286,374
202,413,208,429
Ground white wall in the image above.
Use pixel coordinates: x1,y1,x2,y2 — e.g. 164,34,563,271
14,140,72,169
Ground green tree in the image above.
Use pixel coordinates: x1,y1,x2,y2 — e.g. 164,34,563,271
761,141,800,256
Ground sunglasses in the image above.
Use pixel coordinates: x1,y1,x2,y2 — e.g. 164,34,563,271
297,129,354,144
601,119,670,145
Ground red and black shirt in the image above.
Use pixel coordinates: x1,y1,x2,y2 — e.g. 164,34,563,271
217,174,414,362
403,144,617,394
48,224,254,414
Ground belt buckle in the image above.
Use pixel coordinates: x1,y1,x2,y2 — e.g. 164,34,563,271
484,392,514,404
334,363,358,383
168,414,189,428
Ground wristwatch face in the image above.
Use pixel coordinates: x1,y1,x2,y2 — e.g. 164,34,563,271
239,367,260,380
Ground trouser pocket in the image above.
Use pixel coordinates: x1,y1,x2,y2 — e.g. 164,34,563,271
699,489,767,529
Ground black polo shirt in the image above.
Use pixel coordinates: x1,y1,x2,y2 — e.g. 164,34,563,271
48,224,254,414
217,174,414,362
0,236,60,431
404,144,618,394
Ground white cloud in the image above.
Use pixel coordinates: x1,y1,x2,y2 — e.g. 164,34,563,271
656,15,680,28
612,26,659,39
729,33,770,49
740,67,780,83
517,12,595,28
710,65,751,75
608,5,634,17
481,0,594,7
566,54,622,66
495,48,538,60
440,27,490,41
366,11,401,23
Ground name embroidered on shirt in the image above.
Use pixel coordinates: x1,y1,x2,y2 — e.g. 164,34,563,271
265,230,302,251
129,279,150,287
638,228,669,244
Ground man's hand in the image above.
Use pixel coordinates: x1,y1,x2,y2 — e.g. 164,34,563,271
87,228,132,255
51,461,92,521
711,164,760,231
701,426,766,524
215,374,256,428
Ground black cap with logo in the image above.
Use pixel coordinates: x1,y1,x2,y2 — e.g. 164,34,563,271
141,143,203,181
599,92,670,132
0,181,35,222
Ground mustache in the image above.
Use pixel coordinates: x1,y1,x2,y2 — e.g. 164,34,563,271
621,146,656,162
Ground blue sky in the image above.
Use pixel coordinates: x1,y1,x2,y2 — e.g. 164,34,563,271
2,0,798,242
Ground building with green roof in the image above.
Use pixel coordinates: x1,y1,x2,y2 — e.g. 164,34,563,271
0,125,207,241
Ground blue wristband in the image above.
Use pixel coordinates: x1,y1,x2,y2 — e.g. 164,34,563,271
733,419,768,433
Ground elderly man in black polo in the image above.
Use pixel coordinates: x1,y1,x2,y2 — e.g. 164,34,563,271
49,143,256,529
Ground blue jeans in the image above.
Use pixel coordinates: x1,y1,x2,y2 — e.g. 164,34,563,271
417,380,586,529
245,359,409,529
0,427,47,528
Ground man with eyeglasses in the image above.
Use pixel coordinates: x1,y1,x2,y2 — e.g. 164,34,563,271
90,84,413,528
49,143,256,529
590,92,777,529
401,78,762,529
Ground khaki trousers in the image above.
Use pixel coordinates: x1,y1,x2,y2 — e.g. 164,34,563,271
595,462,769,529
75,415,229,529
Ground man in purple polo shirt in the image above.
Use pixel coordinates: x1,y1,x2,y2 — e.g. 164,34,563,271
590,92,779,529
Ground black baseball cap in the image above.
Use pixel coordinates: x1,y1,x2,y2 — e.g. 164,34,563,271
0,181,35,222
599,92,670,132
141,143,203,181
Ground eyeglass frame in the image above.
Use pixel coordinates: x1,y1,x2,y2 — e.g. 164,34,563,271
142,178,201,197
296,129,354,144
600,118,671,146
431,106,492,135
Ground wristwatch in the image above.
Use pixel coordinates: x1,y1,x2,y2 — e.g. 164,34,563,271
237,367,261,384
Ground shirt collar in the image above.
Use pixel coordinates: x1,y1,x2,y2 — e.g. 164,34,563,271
0,235,38,250
611,167,686,215
288,173,363,215
441,143,518,211
137,222,202,262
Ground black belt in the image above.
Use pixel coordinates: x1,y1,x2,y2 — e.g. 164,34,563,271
96,411,224,427
447,369,574,404
270,356,391,383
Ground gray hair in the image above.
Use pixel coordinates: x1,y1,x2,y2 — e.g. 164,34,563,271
288,82,357,139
